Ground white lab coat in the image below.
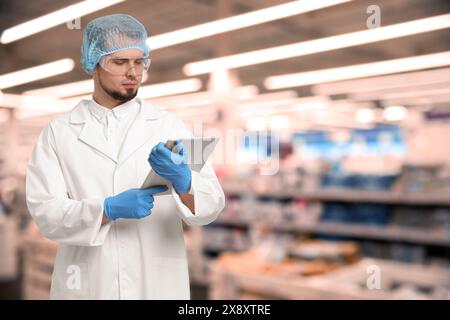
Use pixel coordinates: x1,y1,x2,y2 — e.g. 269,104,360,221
25,98,225,299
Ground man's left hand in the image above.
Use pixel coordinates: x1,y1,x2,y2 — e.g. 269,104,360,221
148,140,192,194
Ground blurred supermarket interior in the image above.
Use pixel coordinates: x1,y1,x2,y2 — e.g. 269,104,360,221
0,0,450,299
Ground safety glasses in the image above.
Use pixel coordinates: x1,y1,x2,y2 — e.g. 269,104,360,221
99,56,151,75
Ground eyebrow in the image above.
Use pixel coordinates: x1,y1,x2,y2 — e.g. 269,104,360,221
110,55,145,59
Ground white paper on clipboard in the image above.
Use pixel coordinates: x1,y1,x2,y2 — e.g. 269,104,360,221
140,137,219,194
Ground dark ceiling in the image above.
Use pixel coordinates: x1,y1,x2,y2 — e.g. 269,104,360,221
0,0,449,96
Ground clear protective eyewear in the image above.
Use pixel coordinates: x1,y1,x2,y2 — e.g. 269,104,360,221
99,56,151,75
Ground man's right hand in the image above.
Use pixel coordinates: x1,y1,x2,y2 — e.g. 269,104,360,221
103,186,168,221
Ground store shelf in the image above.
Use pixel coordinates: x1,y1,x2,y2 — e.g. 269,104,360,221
214,217,450,247
203,243,248,253
223,186,450,206
210,258,450,300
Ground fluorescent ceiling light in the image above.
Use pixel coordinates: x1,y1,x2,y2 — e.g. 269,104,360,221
239,97,298,111
385,93,450,106
55,78,202,105
184,14,450,76
347,81,450,101
238,90,298,104
265,51,450,89
240,105,332,118
5,90,168,118
238,96,330,117
233,85,260,100
137,79,202,99
175,112,218,124
313,119,372,130
172,108,217,118
161,99,213,109
356,108,376,124
238,91,299,111
383,105,408,122
0,92,72,112
147,0,350,50
353,86,450,101
153,85,259,109
13,79,202,112
380,88,450,100
269,115,290,130
62,94,92,106
246,117,267,131
24,72,149,98
0,59,75,89
55,79,202,104
24,79,94,98
14,108,68,120
312,68,450,95
1,0,125,44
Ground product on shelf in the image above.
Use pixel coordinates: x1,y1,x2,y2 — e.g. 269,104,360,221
391,207,450,229
289,240,360,264
214,194,449,266
309,258,450,300
285,200,322,225
222,161,450,196
393,164,450,193
203,227,250,252
222,165,325,194
0,214,17,280
320,202,391,225
434,208,450,230
22,223,57,300
214,249,339,277
358,241,428,264
320,172,398,191
251,167,324,193
218,196,322,226
213,236,360,278
214,163,450,277
210,257,450,300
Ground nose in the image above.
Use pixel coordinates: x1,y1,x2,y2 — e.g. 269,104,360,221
126,64,138,77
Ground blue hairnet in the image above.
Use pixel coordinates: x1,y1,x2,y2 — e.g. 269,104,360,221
81,14,150,75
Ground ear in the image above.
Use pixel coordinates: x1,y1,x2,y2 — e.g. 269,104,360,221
92,68,100,88
93,66,102,82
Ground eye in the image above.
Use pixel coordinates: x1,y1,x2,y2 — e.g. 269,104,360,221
135,59,144,65
112,59,126,65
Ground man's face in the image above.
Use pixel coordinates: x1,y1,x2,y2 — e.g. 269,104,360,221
94,48,145,103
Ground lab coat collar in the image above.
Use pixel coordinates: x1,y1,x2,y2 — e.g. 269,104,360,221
69,98,161,165
70,97,159,124
88,97,139,122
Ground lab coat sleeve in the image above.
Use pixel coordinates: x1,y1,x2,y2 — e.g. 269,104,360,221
168,115,225,225
25,122,111,246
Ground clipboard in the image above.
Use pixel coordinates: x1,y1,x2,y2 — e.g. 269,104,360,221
140,137,219,193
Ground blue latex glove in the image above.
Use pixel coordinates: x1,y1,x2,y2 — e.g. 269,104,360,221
148,140,192,193
103,186,168,221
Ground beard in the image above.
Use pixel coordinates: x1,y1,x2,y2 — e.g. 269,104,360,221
99,76,138,103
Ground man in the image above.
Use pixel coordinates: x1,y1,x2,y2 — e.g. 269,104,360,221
25,14,225,299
